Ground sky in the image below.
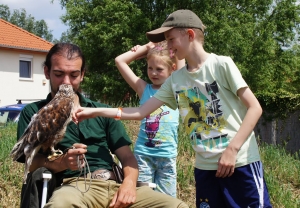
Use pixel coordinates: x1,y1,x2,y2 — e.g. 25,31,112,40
1,0,68,40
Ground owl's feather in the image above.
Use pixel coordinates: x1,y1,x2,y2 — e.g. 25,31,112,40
10,84,75,183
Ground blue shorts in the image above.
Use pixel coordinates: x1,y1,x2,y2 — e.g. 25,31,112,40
195,161,272,208
135,154,177,197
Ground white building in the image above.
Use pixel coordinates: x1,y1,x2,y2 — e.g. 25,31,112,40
0,18,53,106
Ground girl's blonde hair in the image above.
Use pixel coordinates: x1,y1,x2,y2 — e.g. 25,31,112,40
146,41,177,70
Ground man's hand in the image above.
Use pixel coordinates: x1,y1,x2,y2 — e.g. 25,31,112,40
216,145,238,178
109,146,138,207
109,180,136,208
61,143,87,171
31,143,87,173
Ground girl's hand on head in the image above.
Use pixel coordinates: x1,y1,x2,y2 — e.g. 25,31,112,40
131,45,141,52
146,42,156,50
131,45,146,60
131,44,147,60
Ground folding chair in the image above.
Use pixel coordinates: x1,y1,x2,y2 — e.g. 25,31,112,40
41,172,52,208
20,167,57,208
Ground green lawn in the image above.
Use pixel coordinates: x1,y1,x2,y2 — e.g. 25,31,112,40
1,122,299,208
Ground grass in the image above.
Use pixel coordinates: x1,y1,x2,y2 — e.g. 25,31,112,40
260,143,300,207
1,122,300,208
0,123,23,208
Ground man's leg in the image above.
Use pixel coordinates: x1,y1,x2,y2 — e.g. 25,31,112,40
44,177,114,208
45,177,188,208
131,186,188,208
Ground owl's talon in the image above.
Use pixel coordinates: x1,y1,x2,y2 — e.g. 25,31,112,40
47,149,64,161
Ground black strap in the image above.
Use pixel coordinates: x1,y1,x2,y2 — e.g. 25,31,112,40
111,162,124,183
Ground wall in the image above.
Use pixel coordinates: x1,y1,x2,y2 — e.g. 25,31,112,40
255,110,300,154
0,48,50,106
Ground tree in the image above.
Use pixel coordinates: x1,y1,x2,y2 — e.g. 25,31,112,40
53,30,73,44
59,0,151,104
0,4,10,20
0,4,54,42
58,0,300,106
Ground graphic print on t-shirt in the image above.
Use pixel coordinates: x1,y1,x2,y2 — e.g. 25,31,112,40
175,81,229,158
144,107,169,148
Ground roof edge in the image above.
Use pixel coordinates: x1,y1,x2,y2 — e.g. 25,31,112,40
0,18,54,46
0,44,50,53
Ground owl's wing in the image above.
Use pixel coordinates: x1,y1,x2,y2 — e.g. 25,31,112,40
28,96,74,150
10,96,74,161
10,113,38,160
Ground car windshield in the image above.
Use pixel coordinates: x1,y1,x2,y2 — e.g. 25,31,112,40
0,110,20,126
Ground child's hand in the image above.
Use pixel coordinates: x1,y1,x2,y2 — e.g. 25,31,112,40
72,107,96,124
131,45,146,60
145,42,156,50
131,45,141,52
216,146,238,178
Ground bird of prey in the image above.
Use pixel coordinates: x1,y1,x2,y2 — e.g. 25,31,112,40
10,84,75,183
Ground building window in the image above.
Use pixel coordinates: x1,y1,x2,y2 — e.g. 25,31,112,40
20,60,31,78
19,55,33,79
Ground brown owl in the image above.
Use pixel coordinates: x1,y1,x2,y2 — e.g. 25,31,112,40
10,84,75,183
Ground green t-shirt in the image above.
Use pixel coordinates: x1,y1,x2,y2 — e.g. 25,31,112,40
154,53,261,170
17,92,132,180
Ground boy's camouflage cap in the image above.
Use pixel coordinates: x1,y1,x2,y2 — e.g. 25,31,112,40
146,9,204,43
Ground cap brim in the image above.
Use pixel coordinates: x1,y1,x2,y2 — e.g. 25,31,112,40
146,27,174,43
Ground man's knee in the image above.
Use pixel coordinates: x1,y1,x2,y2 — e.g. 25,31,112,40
44,193,81,208
177,202,189,208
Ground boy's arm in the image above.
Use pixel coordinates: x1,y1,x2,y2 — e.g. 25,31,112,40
115,42,154,97
73,97,164,123
216,87,262,178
